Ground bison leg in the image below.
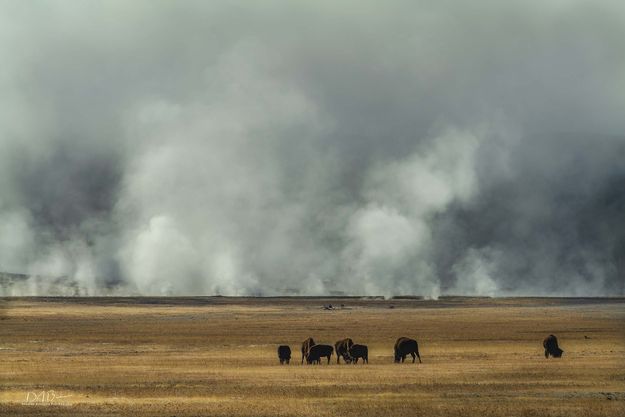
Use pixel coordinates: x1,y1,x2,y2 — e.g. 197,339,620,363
545,349,549,358
411,352,416,363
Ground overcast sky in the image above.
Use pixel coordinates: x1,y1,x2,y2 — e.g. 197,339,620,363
1,1,624,296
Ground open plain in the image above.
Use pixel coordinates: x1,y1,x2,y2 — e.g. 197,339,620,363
1,296,624,416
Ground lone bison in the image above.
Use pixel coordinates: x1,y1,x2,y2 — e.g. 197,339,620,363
334,338,354,364
301,337,316,364
349,344,368,364
394,337,422,363
277,345,291,364
543,334,564,358
307,344,333,364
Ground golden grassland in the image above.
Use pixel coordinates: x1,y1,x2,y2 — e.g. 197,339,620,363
0,296,624,416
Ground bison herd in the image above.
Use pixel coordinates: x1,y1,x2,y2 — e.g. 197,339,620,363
278,335,564,365
283,337,372,364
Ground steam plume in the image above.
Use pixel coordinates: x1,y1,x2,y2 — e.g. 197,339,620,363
1,1,624,296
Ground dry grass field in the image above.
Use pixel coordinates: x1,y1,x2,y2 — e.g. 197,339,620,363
1,296,624,416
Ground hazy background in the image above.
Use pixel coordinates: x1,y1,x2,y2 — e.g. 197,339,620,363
1,0,624,296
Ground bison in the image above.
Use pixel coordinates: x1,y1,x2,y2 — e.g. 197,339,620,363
348,344,368,364
278,345,291,364
334,338,354,364
394,337,422,363
543,334,564,358
307,344,333,364
301,337,316,364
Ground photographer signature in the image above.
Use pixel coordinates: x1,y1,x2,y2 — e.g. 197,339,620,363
22,390,72,406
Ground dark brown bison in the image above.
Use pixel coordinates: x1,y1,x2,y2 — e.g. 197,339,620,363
348,344,368,364
301,337,316,364
278,345,291,364
334,338,354,364
543,334,564,358
394,337,422,363
307,344,333,364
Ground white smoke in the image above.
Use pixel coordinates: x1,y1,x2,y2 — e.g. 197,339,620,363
1,1,624,296
343,129,481,298
451,248,499,297
115,40,327,295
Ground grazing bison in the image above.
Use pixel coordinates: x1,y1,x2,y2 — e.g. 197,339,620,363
301,337,316,364
334,338,354,364
307,344,333,364
278,345,291,364
394,337,422,363
349,344,368,364
543,335,564,358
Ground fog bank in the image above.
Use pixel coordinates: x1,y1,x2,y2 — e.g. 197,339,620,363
1,1,624,296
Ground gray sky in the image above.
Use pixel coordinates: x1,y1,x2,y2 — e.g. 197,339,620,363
1,1,624,296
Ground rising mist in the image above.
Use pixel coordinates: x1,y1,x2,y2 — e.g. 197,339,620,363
1,1,624,296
